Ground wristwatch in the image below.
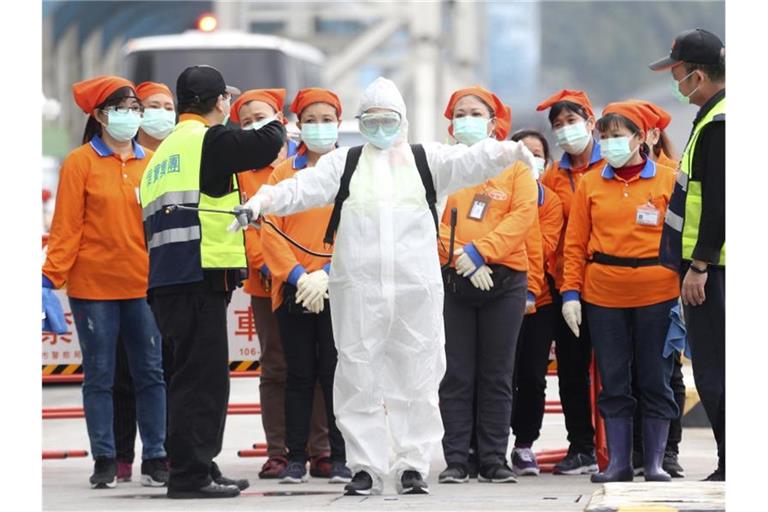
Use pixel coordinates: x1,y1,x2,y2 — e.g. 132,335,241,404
689,263,708,274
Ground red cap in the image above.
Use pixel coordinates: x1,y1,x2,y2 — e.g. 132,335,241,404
136,81,173,102
230,89,286,124
443,86,512,140
601,101,660,133
72,75,135,115
290,88,342,118
536,89,594,119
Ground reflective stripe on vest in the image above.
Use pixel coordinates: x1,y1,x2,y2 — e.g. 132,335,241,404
680,97,726,264
139,119,245,288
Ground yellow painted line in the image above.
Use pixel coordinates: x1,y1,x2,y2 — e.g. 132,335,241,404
235,361,252,372
42,365,56,376
61,364,80,375
618,507,678,512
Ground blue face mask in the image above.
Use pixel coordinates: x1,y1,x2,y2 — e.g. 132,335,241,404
141,108,176,140
600,136,638,168
361,125,399,150
104,109,142,142
671,70,699,104
300,122,338,153
452,116,491,145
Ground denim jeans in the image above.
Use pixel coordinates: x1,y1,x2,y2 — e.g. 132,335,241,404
585,298,679,421
69,298,166,460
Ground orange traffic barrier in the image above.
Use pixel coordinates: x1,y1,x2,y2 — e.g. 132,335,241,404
42,450,88,459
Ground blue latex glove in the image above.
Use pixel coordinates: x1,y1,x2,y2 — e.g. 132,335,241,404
260,264,271,279
663,302,690,359
42,276,67,334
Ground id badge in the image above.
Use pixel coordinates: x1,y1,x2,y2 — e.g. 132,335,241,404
468,194,491,221
636,204,659,226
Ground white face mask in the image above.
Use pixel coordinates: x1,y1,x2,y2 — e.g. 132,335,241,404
553,120,591,155
532,156,547,178
141,108,176,140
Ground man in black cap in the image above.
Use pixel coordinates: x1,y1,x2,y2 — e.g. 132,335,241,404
139,65,286,498
651,28,726,482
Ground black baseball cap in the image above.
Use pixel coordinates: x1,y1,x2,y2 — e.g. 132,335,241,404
176,65,241,105
648,28,724,71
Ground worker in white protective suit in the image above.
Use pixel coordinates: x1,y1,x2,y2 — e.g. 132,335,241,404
230,77,537,495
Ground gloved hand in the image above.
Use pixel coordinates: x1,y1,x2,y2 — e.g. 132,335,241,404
469,265,494,291
305,292,329,315
504,140,538,178
228,191,273,232
562,300,582,338
295,269,329,311
454,249,477,277
42,277,67,334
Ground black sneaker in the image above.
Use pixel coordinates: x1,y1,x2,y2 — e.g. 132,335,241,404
344,470,374,496
478,463,517,483
553,451,599,475
632,451,644,476
211,461,250,490
167,482,240,499
662,451,685,478
438,463,469,484
90,456,117,489
397,470,429,494
703,468,725,481
140,458,169,487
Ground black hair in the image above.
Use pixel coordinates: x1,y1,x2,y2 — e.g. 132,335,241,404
596,113,649,156
510,129,551,163
547,100,590,125
81,86,136,144
178,95,219,116
684,49,725,82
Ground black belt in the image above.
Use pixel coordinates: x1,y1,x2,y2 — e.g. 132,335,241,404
589,252,660,268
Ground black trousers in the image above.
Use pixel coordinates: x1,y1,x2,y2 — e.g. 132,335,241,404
511,303,556,446
551,292,595,454
274,300,345,463
683,264,725,468
150,291,230,491
113,335,174,463
633,352,685,454
439,270,527,468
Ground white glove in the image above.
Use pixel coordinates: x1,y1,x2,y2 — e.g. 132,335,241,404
295,269,329,310
454,248,479,277
562,300,582,338
469,265,494,291
228,191,273,232
305,292,329,314
504,140,538,178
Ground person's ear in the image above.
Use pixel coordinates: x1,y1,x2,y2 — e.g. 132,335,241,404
585,116,596,133
487,117,498,136
95,109,108,127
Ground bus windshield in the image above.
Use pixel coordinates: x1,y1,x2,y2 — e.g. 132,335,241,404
125,48,288,92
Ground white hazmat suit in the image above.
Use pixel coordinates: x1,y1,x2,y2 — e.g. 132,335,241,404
243,78,536,492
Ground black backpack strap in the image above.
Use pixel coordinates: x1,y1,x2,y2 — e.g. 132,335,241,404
411,144,439,236
323,145,364,245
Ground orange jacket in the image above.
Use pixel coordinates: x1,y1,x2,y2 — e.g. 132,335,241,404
261,154,334,312
540,140,606,291
43,137,152,299
438,161,538,274
535,183,564,308
524,215,545,307
238,166,277,297
561,159,680,308
656,152,678,172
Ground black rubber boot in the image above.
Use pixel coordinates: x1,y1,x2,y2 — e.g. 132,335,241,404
643,418,672,482
591,417,634,483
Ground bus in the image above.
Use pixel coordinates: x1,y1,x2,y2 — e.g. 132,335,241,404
122,30,325,107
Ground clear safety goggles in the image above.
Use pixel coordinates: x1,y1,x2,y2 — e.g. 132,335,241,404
358,112,402,135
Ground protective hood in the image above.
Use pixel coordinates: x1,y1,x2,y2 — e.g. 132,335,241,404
357,77,409,147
